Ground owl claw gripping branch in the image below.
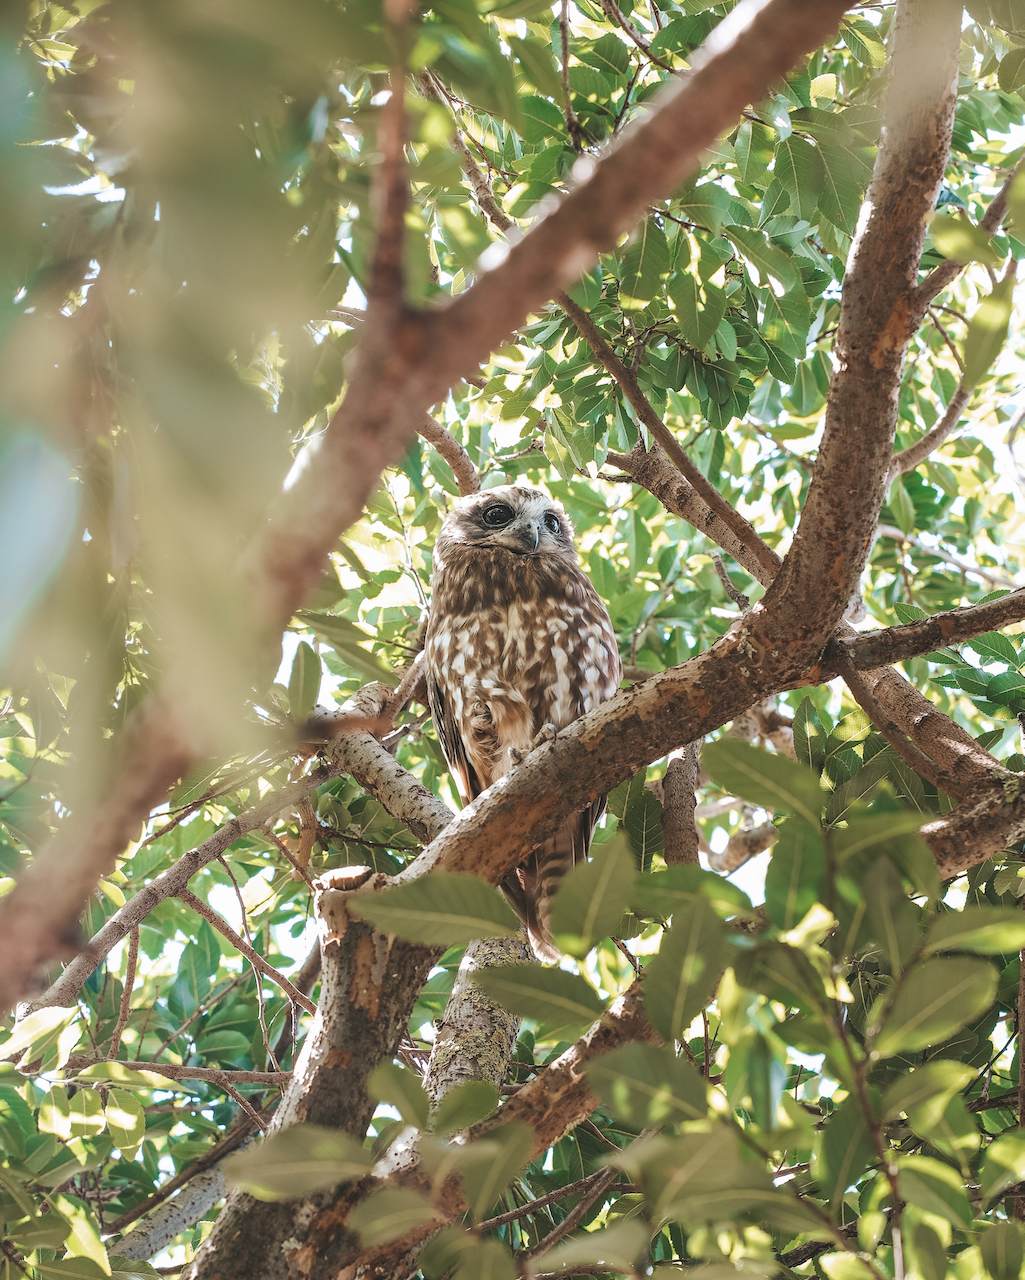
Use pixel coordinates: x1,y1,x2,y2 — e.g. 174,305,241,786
424,484,622,962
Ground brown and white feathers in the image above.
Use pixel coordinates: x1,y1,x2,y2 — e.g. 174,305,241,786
424,484,622,961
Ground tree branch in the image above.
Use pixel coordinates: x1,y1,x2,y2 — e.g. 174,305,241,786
837,587,1025,669
560,293,780,585
887,374,972,482
592,0,673,72
21,765,341,1016
757,0,962,648
418,414,480,495
176,888,317,1017
911,157,1025,316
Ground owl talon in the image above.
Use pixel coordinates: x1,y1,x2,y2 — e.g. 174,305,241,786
533,723,557,749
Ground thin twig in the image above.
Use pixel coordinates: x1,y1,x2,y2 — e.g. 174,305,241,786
559,0,584,151
711,551,751,609
177,888,317,1016
521,1165,622,1261
594,0,673,71
107,927,139,1059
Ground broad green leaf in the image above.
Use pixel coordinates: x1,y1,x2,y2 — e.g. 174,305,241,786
68,1088,106,1139
924,905,1025,956
221,1124,373,1200
618,217,670,308
550,835,636,956
462,1122,535,1222
764,820,825,931
350,873,521,945
453,1239,517,1280
431,1080,499,1136
897,1155,973,1228
0,1006,76,1066
981,1221,1025,1280
814,1094,877,1208
287,640,321,722
632,865,753,921
702,738,824,826
54,1194,109,1275
870,957,998,1058
963,274,1017,389
586,1043,707,1127
677,183,733,233
39,1086,73,1141
644,897,727,1041
368,1061,430,1129
792,696,826,770
36,1259,109,1279
474,963,606,1034
724,225,799,291
734,941,828,1012
981,1132,1025,1206
540,1220,651,1273
293,610,395,684
863,857,922,973
881,1061,974,1122
109,1262,161,1279
912,1222,948,1280
348,1188,437,1247
930,215,1003,266
840,17,885,65
106,1090,145,1160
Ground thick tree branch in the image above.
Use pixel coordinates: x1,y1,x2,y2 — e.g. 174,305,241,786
758,0,962,647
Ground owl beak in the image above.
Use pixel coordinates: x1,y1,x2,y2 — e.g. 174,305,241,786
498,516,542,553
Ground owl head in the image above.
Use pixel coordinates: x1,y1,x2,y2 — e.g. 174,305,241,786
438,484,577,560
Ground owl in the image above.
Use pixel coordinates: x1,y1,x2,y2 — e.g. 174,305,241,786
424,484,622,962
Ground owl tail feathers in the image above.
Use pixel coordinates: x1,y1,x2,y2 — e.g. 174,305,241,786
500,818,588,964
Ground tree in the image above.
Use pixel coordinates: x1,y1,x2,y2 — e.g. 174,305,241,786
4,0,1025,1275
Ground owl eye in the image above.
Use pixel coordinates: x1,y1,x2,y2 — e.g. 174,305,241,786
543,512,561,535
482,503,514,528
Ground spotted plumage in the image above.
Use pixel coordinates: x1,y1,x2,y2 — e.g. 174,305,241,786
424,484,622,961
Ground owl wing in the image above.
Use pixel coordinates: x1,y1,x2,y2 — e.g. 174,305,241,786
424,664,485,803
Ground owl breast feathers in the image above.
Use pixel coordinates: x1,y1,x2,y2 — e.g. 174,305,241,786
424,483,622,961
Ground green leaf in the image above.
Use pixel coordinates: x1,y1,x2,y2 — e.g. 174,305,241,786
863,857,922,973
368,1061,430,1129
431,1080,499,1136
618,217,670,309
678,183,733,234
350,873,521,945
586,1042,707,1127
723,225,799,292
0,1006,77,1067
644,897,727,1041
963,274,1017,389
897,1155,973,1228
982,1132,1025,1206
814,1093,877,1208
774,135,825,222
508,36,561,100
550,835,636,957
924,905,1025,956
462,1123,535,1222
764,820,825,931
288,640,322,721
474,963,607,1034
632,865,753,921
701,739,824,826
870,957,998,1058
734,940,828,1012
930,214,1003,266
840,16,885,65
881,1061,974,1122
294,611,395,684
540,1220,651,1274
105,1090,145,1160
222,1126,373,1201
981,1221,1025,1280
348,1188,437,1247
